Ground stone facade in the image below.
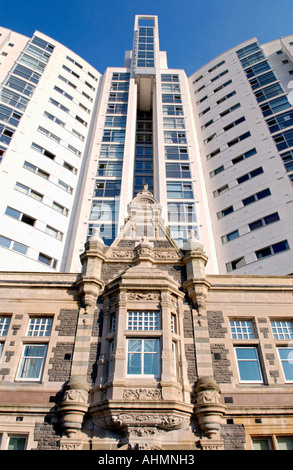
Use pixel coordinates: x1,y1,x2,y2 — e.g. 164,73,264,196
0,187,293,450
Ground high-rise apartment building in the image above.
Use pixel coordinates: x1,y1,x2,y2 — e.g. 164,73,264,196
0,15,293,276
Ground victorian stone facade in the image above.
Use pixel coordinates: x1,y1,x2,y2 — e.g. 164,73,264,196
0,187,292,450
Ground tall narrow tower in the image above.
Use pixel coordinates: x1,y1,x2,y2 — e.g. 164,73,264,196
66,15,217,273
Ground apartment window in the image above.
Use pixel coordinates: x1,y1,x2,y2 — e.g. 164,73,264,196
169,225,199,247
249,71,277,90
0,86,30,111
0,235,28,255
38,126,60,143
17,345,47,381
0,317,10,336
210,69,229,82
274,129,293,151
31,36,55,53
161,83,181,93
266,110,293,133
217,205,234,219
161,74,179,82
23,161,49,180
206,148,220,160
127,339,160,377
12,64,41,84
5,207,36,227
245,61,271,79
242,188,271,206
226,256,246,272
44,111,65,127
52,201,68,216
49,98,69,113
165,162,191,178
108,92,129,102
15,182,43,202
104,116,127,127
127,311,160,331
261,96,291,117
230,320,254,339
255,240,289,259
164,131,187,144
166,182,193,199
237,166,263,184
38,253,57,269
210,165,224,178
90,201,118,221
163,105,183,116
88,223,117,246
213,184,229,197
168,202,197,223
102,130,125,142
54,85,73,100
4,75,36,98
162,94,182,104
7,436,27,450
221,229,239,244
280,149,293,172
224,116,245,132
106,103,128,114
249,212,280,231
240,51,265,68
57,180,73,194
201,119,213,130
68,144,81,157
216,90,236,105
235,347,263,383
163,117,185,129
58,75,77,89
220,102,241,117
278,348,293,382
27,317,52,337
97,161,123,177
0,104,22,127
232,148,257,165
165,146,189,160
66,55,83,69
62,64,80,79
45,225,63,241
236,42,260,59
100,144,124,159
213,79,232,93
0,124,15,145
254,83,284,103
19,53,46,73
94,180,121,198
271,321,293,340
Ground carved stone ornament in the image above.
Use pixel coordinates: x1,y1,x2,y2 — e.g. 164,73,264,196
127,292,160,301
63,389,89,403
123,388,162,400
194,377,226,439
101,412,189,430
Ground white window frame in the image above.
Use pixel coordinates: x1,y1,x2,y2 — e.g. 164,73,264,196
27,317,52,337
126,338,160,378
277,347,293,383
234,346,263,383
16,344,47,382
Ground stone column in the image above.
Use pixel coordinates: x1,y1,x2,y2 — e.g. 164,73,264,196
58,233,104,439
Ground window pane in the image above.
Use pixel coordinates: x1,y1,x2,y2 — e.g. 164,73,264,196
277,437,293,450
252,438,271,450
236,347,262,382
7,436,27,450
18,345,46,380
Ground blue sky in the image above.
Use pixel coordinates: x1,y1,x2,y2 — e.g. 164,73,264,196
1,0,293,75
